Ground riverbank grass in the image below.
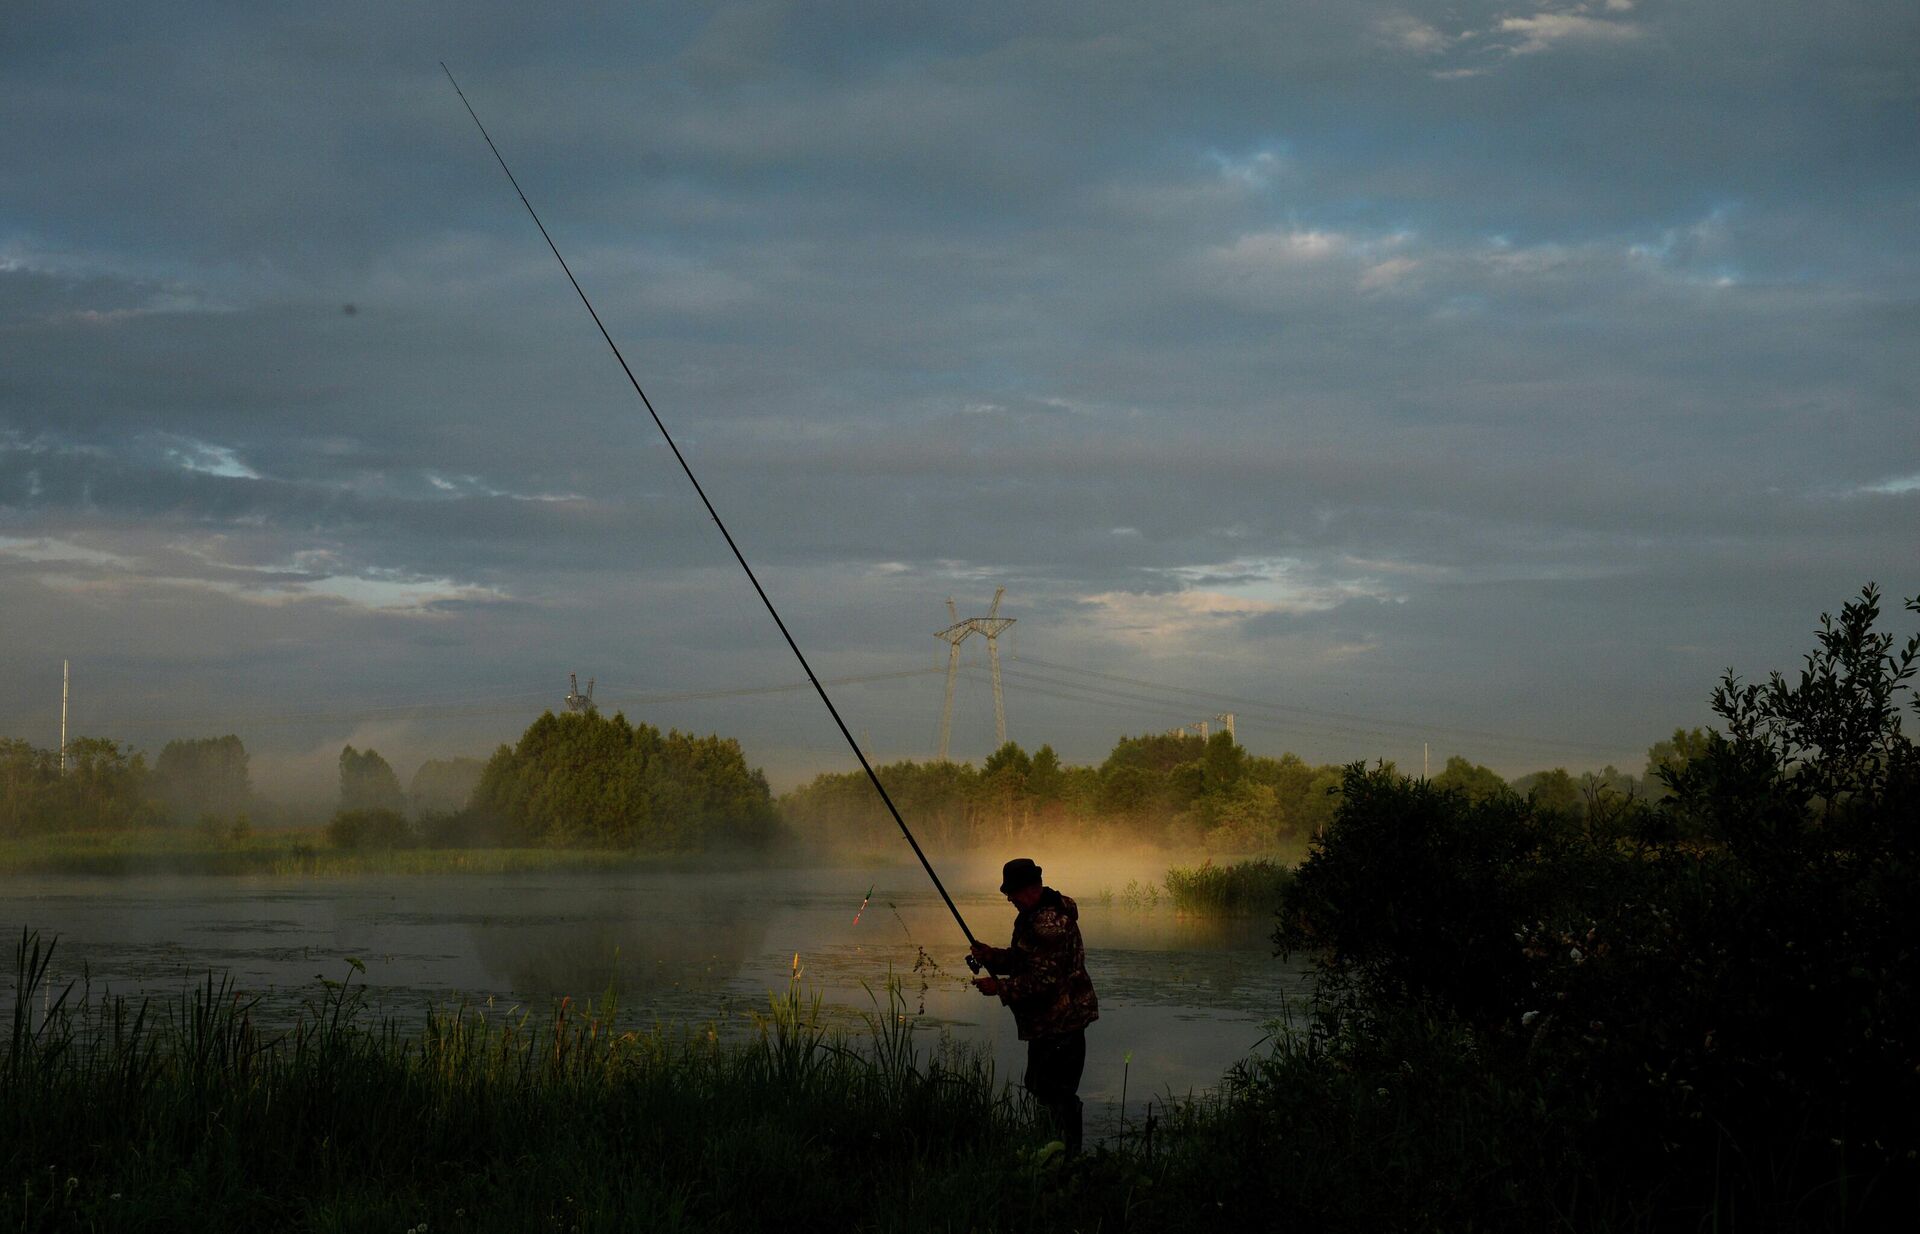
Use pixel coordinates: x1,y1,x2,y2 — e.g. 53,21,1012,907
0,931,1117,1231
0,829,680,877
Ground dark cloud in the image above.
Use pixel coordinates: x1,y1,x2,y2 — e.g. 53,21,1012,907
2,2,1915,792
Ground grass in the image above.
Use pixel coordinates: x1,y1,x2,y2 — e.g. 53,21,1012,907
1163,858,1294,915
5,928,1872,1231
0,829,694,877
0,930,1137,1232
1096,859,1296,916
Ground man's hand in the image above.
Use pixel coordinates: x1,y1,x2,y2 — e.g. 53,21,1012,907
972,975,1001,997
970,941,994,968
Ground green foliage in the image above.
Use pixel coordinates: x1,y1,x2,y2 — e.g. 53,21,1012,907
1027,743,1065,802
1643,724,1713,785
338,744,405,814
1203,728,1246,788
465,711,778,850
150,734,251,823
408,755,485,818
0,736,161,835
326,807,413,851
982,741,1032,780
781,733,1344,852
1428,753,1508,801
777,756,980,849
1278,583,1920,1226
1102,730,1208,775
1510,766,1582,816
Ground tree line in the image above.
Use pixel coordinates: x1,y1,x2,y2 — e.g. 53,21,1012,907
0,703,1719,857
780,731,1348,851
778,725,1715,852
0,735,250,836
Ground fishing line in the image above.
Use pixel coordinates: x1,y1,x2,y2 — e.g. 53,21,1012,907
442,64,982,960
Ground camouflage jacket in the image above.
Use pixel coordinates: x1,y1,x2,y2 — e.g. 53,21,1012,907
979,888,1098,1041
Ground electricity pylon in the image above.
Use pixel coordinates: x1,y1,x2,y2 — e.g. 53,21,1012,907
935,598,969,762
565,672,597,714
933,587,1017,760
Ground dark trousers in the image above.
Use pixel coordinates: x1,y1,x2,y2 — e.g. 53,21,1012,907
1023,1030,1087,1154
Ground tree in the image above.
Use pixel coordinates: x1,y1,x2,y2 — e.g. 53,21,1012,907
1643,726,1712,788
0,738,54,835
1203,729,1247,790
1665,582,1919,845
1203,781,1283,852
1280,583,1920,1223
153,735,251,823
1513,767,1582,817
468,711,778,850
1096,763,1161,818
339,746,405,815
1431,755,1508,803
1101,732,1207,775
1027,745,1065,804
409,757,485,817
980,742,1029,780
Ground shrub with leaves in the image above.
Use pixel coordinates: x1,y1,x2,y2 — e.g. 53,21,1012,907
1279,584,1919,1227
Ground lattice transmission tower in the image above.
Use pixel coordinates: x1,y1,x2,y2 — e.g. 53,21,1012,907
934,586,1016,761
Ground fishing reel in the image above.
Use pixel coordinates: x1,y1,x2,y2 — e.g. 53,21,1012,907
965,953,982,974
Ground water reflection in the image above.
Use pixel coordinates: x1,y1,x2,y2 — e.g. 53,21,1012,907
467,887,773,1006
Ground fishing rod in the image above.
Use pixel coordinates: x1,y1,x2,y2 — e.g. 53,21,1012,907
441,64,984,969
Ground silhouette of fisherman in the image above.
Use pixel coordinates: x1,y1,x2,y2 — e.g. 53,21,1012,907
971,857,1098,1155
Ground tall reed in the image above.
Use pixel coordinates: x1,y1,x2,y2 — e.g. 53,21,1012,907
0,930,1052,1230
1163,858,1294,914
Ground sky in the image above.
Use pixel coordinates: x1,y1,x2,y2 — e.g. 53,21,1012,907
3,1,1916,801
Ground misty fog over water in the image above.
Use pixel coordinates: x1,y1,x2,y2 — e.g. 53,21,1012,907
3,861,1306,1116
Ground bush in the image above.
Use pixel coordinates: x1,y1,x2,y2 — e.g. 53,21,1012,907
416,807,510,849
1276,584,1920,1226
326,808,413,851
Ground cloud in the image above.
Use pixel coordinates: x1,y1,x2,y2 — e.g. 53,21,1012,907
1076,588,1285,650
1494,11,1644,56
1075,557,1400,653
1851,473,1920,497
0,1,1913,781
1373,13,1451,55
1206,147,1289,189
163,438,262,480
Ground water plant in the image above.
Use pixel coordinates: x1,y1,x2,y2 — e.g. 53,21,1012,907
1163,857,1293,915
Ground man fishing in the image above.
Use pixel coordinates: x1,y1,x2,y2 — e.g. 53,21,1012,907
450,61,1097,1153
971,858,1099,1156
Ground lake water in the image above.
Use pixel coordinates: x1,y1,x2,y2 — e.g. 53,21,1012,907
1,859,1310,1126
